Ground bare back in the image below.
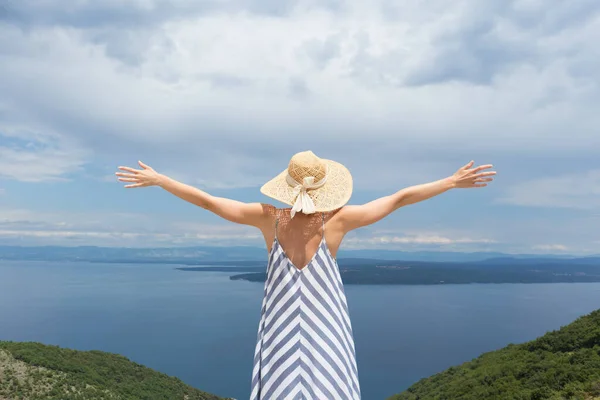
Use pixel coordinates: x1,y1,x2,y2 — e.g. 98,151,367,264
260,206,346,270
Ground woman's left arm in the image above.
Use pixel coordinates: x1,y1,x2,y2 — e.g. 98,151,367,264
336,161,496,232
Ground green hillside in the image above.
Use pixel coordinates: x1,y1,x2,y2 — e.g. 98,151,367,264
0,341,231,400
390,309,600,400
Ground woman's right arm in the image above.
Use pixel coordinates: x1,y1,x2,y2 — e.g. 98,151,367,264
335,160,495,232
116,161,270,227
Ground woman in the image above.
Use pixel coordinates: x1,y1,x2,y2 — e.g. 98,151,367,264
116,150,496,399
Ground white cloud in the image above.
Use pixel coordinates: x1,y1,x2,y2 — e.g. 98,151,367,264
1,205,599,255
495,169,600,209
531,244,569,251
0,122,89,182
343,232,497,247
1,0,600,253
0,205,499,249
0,207,263,246
0,229,261,244
0,0,598,189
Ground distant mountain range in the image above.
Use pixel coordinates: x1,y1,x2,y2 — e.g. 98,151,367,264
2,244,600,285
0,244,597,264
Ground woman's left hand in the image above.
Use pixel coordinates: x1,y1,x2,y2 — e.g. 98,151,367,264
115,161,162,188
451,160,496,188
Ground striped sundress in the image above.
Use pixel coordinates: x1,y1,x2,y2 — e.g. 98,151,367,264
250,212,361,399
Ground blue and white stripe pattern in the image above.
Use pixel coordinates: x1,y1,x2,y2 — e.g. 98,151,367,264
250,213,361,399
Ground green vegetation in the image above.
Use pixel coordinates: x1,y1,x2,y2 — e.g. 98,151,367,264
390,309,600,400
0,341,230,400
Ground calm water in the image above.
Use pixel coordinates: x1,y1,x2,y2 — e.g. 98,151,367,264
1,260,599,400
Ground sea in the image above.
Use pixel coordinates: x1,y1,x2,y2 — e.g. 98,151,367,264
1,260,599,400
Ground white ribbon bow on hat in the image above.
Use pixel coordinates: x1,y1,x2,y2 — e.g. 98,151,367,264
286,173,327,218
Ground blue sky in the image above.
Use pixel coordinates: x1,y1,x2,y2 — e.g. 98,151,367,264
0,0,599,255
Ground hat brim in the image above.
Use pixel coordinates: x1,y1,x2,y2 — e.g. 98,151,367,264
260,159,353,212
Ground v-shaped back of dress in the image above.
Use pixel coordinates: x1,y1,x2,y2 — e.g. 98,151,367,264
250,212,361,400
271,213,327,272
272,235,325,272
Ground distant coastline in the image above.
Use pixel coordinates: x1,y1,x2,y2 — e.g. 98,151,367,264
2,244,600,285
1,244,595,263
177,259,600,285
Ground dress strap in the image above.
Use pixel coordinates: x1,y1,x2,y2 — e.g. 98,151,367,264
274,215,279,240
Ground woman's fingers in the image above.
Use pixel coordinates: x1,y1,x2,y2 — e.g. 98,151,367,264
116,171,142,184
115,164,160,188
138,160,150,169
462,160,475,170
452,161,496,188
473,171,496,178
472,164,493,172
118,166,140,174
115,164,156,188
115,172,136,178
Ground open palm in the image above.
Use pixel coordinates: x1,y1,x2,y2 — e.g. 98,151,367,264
452,160,496,188
115,161,161,188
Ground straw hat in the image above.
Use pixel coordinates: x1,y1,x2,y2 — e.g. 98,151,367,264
260,150,353,217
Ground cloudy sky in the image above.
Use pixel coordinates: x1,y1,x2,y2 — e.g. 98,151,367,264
0,0,598,255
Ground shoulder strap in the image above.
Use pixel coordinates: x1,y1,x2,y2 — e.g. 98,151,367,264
321,212,325,233
274,213,279,240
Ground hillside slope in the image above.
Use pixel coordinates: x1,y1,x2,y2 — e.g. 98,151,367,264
390,309,600,400
0,341,230,400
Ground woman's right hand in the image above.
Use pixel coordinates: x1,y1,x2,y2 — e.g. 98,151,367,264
451,160,496,188
115,161,162,188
